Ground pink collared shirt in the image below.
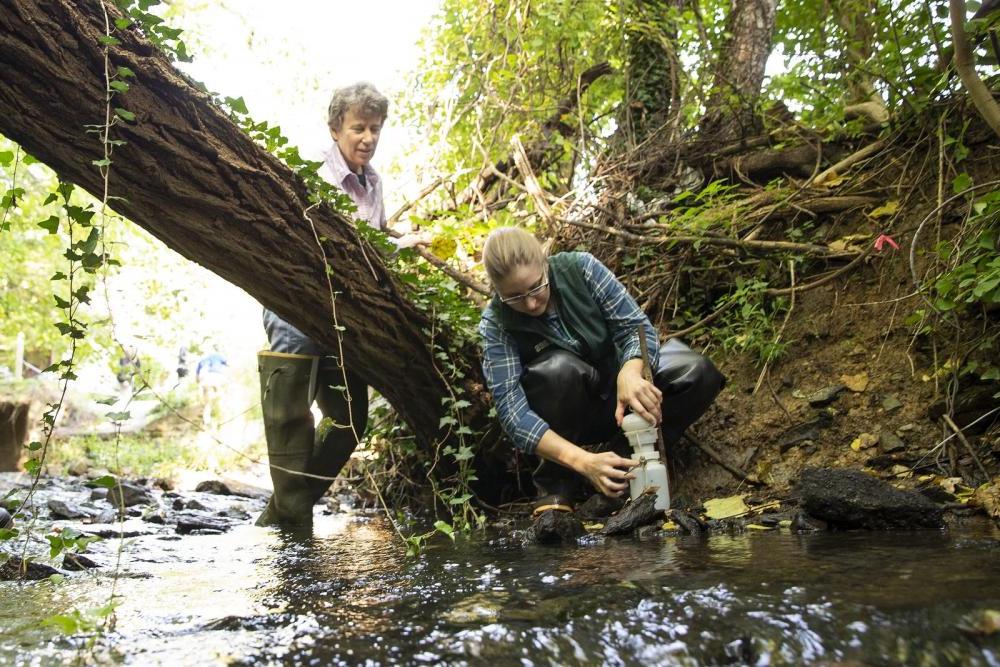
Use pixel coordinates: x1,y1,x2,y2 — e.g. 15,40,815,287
322,144,386,230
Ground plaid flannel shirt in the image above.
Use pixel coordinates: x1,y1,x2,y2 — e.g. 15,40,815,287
478,252,659,455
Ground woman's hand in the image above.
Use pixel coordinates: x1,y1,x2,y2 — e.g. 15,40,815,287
616,358,662,426
576,450,639,497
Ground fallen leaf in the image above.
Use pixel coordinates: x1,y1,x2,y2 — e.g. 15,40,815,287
818,173,846,187
958,609,1000,636
850,433,879,451
868,200,900,218
661,521,679,531
583,523,605,531
703,495,749,520
840,372,869,392
778,520,792,527
971,479,1000,518
746,524,775,530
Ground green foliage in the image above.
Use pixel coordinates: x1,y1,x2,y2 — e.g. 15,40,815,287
932,184,1000,312
715,278,789,365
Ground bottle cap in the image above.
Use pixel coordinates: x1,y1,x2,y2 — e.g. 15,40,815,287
622,412,654,433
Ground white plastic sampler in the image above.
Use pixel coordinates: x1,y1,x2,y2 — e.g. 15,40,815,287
621,413,670,511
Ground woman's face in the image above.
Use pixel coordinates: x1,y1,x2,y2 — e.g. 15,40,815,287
496,262,550,316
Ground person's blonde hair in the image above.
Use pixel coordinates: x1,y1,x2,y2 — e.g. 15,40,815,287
482,227,547,286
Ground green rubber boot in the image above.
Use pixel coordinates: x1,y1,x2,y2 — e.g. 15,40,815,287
255,352,321,527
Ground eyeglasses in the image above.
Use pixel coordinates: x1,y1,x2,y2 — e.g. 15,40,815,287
500,278,549,305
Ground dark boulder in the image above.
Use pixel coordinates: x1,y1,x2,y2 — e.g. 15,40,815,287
797,467,943,530
524,510,585,545
576,493,626,521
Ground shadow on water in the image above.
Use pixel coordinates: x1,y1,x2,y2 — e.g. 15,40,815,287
2,513,1000,665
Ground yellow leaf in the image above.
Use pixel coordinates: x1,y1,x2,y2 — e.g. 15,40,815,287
429,236,457,260
583,523,604,531
850,433,878,451
746,524,775,530
818,173,846,188
779,520,792,527
972,480,1000,518
661,521,679,531
868,200,900,218
703,495,749,520
840,372,869,392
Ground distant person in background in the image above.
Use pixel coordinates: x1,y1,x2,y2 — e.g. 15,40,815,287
116,346,141,394
196,350,228,426
257,82,426,528
176,346,189,383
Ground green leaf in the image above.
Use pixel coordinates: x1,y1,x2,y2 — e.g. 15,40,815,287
24,459,41,475
0,151,13,166
98,35,121,46
43,614,83,634
38,215,60,234
225,96,249,115
90,475,117,489
116,66,136,79
26,441,42,451
109,80,129,93
433,520,456,540
439,416,458,428
114,17,132,29
114,107,136,122
105,411,131,421
953,173,974,194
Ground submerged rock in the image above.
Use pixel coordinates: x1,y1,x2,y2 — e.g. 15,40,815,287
669,509,705,535
524,510,584,545
194,479,269,500
797,467,944,530
108,482,156,508
174,511,232,535
0,556,62,581
47,498,98,520
63,552,100,571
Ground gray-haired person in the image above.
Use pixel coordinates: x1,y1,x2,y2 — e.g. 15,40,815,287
257,82,425,527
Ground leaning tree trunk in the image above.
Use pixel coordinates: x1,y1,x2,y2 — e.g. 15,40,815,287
0,0,495,464
699,0,779,143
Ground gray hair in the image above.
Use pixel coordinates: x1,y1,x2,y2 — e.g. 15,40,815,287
327,82,389,131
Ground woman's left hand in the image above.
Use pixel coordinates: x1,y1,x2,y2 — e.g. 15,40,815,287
616,359,662,426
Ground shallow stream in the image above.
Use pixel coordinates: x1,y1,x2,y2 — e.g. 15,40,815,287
3,504,1000,665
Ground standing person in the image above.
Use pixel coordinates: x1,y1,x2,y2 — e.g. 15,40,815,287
196,348,228,426
478,227,725,514
257,82,422,527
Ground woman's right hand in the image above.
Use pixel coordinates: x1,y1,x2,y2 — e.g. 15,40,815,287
575,451,638,498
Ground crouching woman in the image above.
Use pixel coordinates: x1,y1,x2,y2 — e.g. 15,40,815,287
478,227,725,511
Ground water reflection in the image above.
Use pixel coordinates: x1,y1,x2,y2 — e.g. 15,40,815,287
2,514,999,665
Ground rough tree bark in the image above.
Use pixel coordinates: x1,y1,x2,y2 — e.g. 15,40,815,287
700,0,779,143
0,0,491,460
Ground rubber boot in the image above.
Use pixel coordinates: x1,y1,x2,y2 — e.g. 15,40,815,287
305,360,369,505
255,352,321,527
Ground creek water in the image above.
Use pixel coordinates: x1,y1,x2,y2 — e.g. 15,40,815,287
2,511,1000,665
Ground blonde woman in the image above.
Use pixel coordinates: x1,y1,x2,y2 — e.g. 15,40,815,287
478,227,725,514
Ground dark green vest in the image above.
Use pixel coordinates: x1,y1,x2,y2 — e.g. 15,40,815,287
488,252,616,377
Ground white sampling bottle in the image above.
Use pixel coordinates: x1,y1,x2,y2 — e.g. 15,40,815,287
621,413,670,511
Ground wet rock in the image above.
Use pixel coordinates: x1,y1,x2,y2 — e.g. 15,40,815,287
194,479,269,500
669,509,705,535
90,487,109,501
807,385,845,407
176,498,209,512
142,508,169,524
777,412,833,453
601,492,660,536
797,467,944,529
175,511,232,535
636,524,661,539
63,552,100,571
47,498,98,520
108,482,155,508
90,508,117,524
791,511,828,532
0,556,62,581
757,514,781,527
524,510,585,545
882,395,903,412
879,431,906,454
576,493,625,520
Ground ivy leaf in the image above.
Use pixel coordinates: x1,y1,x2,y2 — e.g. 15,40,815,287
225,96,249,115
105,411,131,421
109,80,129,93
98,35,121,46
38,215,60,234
92,158,112,167
0,151,13,166
114,17,132,30
116,66,136,79
114,107,136,122
90,475,117,489
953,173,974,194
26,441,42,451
